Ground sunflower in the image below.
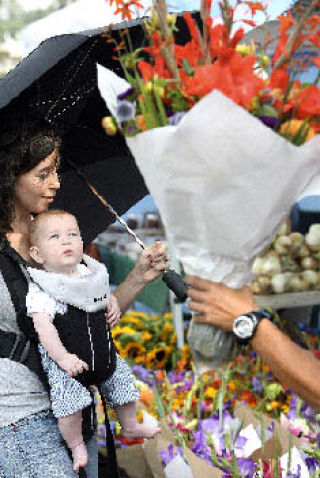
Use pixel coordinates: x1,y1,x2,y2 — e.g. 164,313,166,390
122,341,146,359
112,325,137,341
120,316,144,327
145,346,172,370
161,320,174,342
141,331,152,342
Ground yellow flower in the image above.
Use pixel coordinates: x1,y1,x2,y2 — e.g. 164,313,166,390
161,320,174,341
282,405,290,414
123,341,146,359
145,346,171,369
280,119,316,142
163,313,173,320
204,386,216,399
112,325,137,340
141,331,152,341
101,116,117,136
121,316,144,327
271,401,280,410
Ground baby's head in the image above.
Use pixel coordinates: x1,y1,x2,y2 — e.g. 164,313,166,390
29,209,83,274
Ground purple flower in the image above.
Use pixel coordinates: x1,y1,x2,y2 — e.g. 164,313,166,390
305,457,318,474
237,458,256,477
131,365,154,386
117,87,135,100
116,100,136,123
252,376,263,394
169,112,186,126
158,444,184,467
258,116,280,129
192,430,213,463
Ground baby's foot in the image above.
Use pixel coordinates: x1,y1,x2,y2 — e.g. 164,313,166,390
70,442,88,472
122,423,161,440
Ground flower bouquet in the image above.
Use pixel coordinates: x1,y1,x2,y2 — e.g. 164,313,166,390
98,0,320,370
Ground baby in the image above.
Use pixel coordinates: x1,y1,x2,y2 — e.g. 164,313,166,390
26,209,160,472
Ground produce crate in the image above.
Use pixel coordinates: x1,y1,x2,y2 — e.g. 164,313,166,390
254,291,320,309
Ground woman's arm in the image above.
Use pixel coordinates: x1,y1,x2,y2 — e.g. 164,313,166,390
185,275,320,410
113,241,169,314
32,313,88,376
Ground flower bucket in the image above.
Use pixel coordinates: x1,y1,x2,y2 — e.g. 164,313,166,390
143,419,224,478
126,89,320,371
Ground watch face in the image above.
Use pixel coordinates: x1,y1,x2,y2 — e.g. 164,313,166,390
233,315,255,340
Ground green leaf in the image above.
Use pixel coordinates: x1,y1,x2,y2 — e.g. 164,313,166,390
182,59,195,76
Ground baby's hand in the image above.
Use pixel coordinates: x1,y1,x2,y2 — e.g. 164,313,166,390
57,353,89,377
106,294,121,328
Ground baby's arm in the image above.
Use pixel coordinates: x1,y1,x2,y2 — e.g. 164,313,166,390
106,293,121,328
32,313,89,377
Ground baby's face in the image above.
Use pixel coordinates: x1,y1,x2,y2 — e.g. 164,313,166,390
31,214,83,274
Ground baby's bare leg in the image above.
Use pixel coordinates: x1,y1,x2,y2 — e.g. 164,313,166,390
115,401,160,439
58,411,88,471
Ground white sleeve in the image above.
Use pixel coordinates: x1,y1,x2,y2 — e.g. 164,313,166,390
26,282,57,319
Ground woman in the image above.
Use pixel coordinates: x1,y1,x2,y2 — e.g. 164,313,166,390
186,275,320,410
0,128,169,477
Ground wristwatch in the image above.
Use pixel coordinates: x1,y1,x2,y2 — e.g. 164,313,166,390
232,309,273,345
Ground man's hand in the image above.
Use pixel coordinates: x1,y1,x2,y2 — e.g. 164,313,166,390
106,293,121,328
57,353,89,377
185,275,258,332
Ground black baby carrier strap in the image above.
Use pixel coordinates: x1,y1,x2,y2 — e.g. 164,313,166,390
53,306,116,388
0,249,49,388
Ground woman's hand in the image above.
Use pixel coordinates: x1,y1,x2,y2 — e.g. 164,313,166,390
106,293,121,328
185,275,258,332
134,241,169,284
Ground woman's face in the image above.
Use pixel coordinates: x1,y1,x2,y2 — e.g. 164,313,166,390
14,150,61,215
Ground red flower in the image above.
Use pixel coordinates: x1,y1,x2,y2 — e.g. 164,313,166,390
269,68,290,91
183,52,264,107
113,0,143,20
296,85,320,119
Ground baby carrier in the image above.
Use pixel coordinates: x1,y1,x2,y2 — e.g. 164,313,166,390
0,242,120,478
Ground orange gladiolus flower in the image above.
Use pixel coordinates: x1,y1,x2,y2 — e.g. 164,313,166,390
296,85,320,119
114,0,143,20
184,52,264,107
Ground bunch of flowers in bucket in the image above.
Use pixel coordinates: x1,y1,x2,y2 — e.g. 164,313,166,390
111,310,192,370
96,355,320,475
102,0,320,141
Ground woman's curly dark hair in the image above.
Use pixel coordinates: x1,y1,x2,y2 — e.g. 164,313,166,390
0,127,61,236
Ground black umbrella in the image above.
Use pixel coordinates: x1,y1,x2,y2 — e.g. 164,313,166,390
0,15,200,246
0,16,195,300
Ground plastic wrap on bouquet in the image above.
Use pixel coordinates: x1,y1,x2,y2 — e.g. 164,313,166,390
97,66,320,370
126,91,320,371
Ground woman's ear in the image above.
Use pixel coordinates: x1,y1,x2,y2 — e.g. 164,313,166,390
29,246,44,265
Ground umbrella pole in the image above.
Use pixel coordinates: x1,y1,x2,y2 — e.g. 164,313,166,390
68,160,188,303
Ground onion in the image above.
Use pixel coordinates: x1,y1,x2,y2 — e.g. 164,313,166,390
252,256,265,276
301,270,318,288
271,273,287,294
300,256,317,271
257,276,272,294
289,232,305,255
289,274,308,292
306,224,320,252
273,235,292,255
295,244,310,258
261,252,281,276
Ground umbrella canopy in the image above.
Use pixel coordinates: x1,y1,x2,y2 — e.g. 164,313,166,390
0,16,199,245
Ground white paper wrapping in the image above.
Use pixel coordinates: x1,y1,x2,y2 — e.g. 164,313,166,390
98,65,320,370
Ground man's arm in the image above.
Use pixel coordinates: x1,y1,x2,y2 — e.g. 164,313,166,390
252,319,320,410
185,275,320,410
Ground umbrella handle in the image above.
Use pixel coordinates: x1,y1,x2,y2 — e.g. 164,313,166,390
162,269,188,303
